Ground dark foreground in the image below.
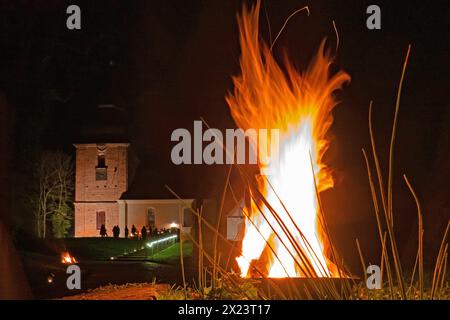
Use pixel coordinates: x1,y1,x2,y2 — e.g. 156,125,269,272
17,239,194,299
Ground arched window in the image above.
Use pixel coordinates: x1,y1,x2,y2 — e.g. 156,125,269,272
147,208,156,228
96,211,105,230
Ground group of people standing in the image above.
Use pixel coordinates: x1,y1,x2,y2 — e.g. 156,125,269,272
126,225,164,240
99,224,168,239
99,224,121,238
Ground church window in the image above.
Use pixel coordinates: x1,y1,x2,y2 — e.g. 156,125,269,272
96,211,106,230
96,154,107,180
147,208,156,228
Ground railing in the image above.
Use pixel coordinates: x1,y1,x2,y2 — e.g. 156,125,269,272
145,234,178,257
110,231,179,261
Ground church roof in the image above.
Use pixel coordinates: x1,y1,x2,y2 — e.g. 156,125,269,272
120,163,199,200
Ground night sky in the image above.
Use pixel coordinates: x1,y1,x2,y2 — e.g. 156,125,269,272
0,0,448,268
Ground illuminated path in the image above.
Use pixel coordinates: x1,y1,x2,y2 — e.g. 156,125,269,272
113,235,178,262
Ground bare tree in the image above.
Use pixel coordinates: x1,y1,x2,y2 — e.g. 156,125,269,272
35,151,74,238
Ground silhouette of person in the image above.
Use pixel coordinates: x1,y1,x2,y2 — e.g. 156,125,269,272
113,225,120,238
100,224,107,237
141,226,147,240
131,225,137,237
124,226,129,239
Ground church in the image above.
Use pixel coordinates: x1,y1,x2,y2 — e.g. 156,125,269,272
73,105,196,237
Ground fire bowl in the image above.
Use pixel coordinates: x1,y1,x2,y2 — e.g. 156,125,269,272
256,277,358,299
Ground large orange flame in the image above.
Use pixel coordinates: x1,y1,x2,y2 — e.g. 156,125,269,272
226,1,350,278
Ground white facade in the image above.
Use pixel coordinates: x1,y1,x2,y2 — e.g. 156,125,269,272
117,199,195,237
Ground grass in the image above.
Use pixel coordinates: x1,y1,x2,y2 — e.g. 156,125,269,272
59,237,147,261
151,242,192,263
16,234,148,261
350,277,450,300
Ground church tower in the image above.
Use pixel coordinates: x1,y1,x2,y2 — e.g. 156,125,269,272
73,104,130,237
74,143,129,237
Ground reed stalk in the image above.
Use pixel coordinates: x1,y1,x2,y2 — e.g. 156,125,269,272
166,185,288,299
197,205,204,291
178,208,187,299
356,239,368,285
403,174,423,299
212,164,233,289
431,220,449,299
362,148,394,297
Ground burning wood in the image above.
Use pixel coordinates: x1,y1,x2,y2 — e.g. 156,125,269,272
61,252,77,264
227,1,350,278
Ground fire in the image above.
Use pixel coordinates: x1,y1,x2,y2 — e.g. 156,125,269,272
61,252,77,264
226,2,350,277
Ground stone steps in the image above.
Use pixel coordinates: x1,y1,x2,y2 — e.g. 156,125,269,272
114,249,151,261
112,240,177,261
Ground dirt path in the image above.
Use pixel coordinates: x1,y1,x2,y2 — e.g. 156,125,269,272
60,283,171,300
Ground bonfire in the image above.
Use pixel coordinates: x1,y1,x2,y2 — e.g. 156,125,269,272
61,252,77,264
227,0,349,278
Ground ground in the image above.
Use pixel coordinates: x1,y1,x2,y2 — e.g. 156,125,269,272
60,283,172,300
15,236,449,300
17,236,194,299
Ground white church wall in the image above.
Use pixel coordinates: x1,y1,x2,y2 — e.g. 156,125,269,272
118,199,195,237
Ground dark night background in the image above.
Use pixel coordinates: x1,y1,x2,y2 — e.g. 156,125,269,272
0,0,448,271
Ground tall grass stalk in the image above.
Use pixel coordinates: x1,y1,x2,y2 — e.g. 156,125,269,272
431,221,450,299
365,45,411,300
178,207,187,299
362,147,394,297
212,164,233,289
197,205,205,290
166,185,288,299
355,239,368,285
403,174,423,299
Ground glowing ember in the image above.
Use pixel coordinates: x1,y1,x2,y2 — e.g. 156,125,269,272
61,252,77,264
227,2,350,278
